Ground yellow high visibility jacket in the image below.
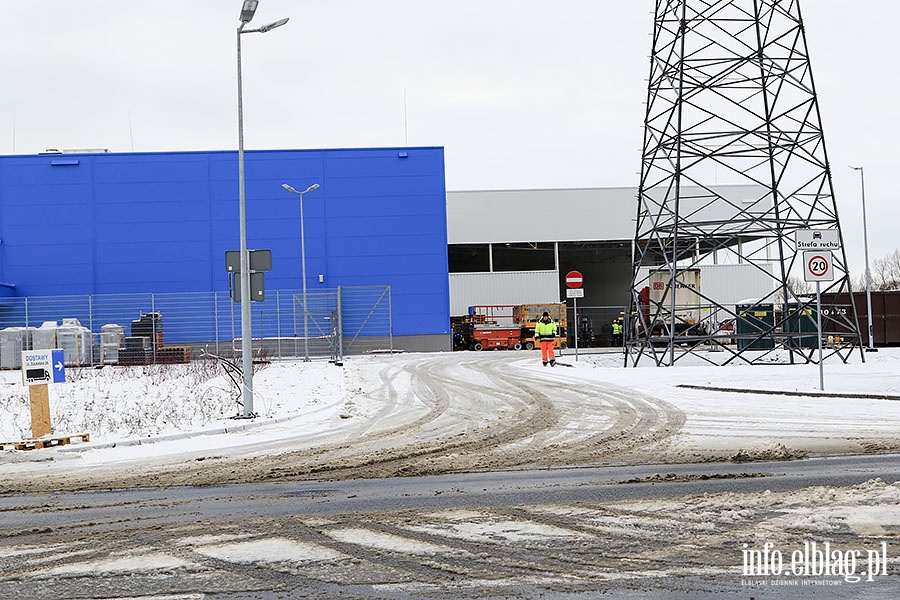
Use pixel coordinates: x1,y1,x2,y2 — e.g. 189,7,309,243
534,319,557,341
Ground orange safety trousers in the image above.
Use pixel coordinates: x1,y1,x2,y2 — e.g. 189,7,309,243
540,340,556,363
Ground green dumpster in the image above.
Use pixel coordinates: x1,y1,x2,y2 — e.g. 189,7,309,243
786,302,818,349
737,303,775,350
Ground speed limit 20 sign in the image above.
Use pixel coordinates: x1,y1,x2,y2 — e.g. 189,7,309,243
803,251,834,282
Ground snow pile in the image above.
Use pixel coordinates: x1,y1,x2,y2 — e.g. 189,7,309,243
0,359,344,443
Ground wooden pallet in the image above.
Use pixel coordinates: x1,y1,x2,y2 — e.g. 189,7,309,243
0,433,90,451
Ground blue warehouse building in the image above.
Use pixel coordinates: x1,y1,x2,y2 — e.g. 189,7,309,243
0,146,451,359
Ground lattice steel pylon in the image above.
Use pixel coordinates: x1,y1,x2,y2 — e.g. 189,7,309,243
625,0,862,366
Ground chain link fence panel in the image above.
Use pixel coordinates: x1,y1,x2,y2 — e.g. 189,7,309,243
0,286,391,369
566,305,628,348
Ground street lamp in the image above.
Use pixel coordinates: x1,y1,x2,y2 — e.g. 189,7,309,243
282,183,321,362
850,165,877,352
236,0,289,418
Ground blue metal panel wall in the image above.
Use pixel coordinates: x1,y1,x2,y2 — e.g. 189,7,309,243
0,157,95,294
0,147,449,338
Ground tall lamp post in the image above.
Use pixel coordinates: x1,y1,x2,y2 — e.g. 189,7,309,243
236,0,289,417
282,183,321,362
850,165,877,352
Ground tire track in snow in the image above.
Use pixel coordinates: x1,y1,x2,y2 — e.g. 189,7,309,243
263,352,684,479
0,352,686,491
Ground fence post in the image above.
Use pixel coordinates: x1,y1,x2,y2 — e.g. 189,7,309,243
89,294,95,366
151,293,157,363
337,286,343,361
230,290,236,356
214,291,220,354
388,286,393,353
276,290,282,361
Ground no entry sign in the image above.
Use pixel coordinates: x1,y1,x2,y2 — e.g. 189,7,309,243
565,270,583,289
566,270,585,361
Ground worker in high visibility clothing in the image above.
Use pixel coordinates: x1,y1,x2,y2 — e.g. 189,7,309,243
611,318,623,347
535,311,557,366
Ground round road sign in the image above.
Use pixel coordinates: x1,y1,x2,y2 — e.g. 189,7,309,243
808,255,829,278
565,270,583,289
802,250,834,282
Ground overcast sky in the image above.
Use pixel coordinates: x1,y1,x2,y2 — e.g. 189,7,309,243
2,1,897,276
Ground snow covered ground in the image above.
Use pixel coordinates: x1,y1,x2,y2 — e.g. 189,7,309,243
1,347,899,468
582,347,900,460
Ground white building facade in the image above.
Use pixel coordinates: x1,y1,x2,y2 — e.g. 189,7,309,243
447,186,774,341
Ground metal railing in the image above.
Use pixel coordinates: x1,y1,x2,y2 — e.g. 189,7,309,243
566,305,627,348
0,286,391,369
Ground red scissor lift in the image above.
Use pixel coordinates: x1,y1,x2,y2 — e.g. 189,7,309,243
467,305,522,351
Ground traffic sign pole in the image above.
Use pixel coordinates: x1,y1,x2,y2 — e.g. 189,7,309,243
565,271,584,361
798,252,830,390
817,281,824,390
574,296,578,361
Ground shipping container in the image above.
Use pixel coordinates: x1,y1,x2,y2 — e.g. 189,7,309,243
648,268,702,325
820,291,900,346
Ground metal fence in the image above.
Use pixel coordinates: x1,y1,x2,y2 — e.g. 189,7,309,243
0,286,391,369
567,305,628,348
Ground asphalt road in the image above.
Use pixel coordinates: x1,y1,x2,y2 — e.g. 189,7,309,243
2,454,899,599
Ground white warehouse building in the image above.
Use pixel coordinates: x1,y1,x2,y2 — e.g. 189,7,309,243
446,185,775,341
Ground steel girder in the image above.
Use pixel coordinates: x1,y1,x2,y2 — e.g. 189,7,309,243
626,0,862,367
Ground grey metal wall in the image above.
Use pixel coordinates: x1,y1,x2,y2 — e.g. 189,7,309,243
449,271,560,316
447,185,766,245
